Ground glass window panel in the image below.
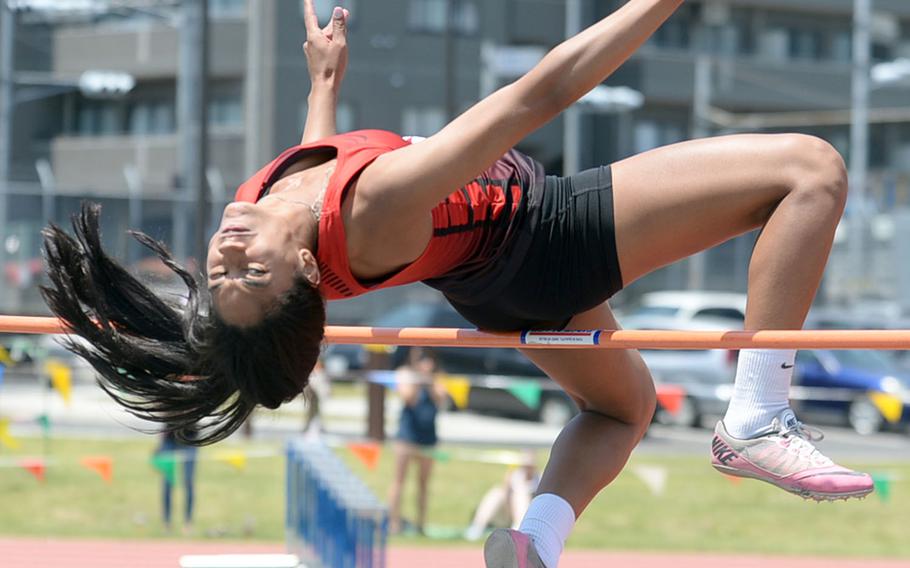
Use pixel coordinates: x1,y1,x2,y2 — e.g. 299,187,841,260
129,103,151,135
98,105,120,135
210,0,246,19
454,1,478,34
209,95,243,128
634,121,660,153
151,102,174,134
337,102,356,133
78,103,98,136
308,0,356,25
402,107,445,137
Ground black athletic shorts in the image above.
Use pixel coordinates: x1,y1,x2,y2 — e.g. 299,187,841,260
437,165,623,331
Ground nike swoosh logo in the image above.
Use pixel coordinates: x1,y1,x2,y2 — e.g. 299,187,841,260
781,363,794,369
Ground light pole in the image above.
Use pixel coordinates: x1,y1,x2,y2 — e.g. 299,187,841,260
0,2,16,286
175,0,209,267
849,0,871,302
562,0,583,175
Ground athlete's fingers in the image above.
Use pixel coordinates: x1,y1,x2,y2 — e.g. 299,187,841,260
302,0,320,36
332,6,347,43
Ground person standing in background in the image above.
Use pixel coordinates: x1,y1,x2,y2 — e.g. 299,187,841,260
157,425,199,534
388,347,447,535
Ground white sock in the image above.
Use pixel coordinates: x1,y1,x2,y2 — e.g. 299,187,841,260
723,348,796,439
518,493,575,568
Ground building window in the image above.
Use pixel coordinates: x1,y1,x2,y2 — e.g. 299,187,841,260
128,100,175,135
302,0,357,26
649,3,693,51
757,27,789,61
788,27,822,60
299,101,357,136
210,0,246,19
831,30,852,62
633,119,685,154
651,18,691,50
337,102,357,133
402,106,446,137
209,95,243,129
408,0,478,35
77,100,125,136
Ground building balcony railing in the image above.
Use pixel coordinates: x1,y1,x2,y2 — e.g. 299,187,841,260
51,20,247,80
49,129,246,198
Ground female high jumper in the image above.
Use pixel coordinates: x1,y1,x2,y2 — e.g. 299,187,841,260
42,1,873,567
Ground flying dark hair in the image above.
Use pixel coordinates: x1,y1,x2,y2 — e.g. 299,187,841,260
40,203,326,445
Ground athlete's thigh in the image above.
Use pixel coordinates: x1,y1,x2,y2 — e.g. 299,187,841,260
519,302,653,423
612,133,808,285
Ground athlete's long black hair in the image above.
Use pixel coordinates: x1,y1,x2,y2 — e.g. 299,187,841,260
40,203,325,445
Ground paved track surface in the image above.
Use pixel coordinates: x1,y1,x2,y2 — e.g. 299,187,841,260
2,538,909,568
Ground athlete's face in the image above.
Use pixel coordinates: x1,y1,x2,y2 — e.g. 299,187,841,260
207,201,319,327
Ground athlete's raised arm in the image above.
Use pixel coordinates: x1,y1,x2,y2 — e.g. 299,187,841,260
356,0,682,228
300,0,350,144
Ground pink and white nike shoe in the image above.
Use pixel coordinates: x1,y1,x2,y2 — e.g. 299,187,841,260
711,409,874,501
484,529,547,568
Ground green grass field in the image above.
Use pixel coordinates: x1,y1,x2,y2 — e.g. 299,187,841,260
0,435,908,558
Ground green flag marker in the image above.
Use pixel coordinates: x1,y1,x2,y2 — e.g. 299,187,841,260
36,414,51,435
872,473,892,503
152,453,178,484
508,381,542,410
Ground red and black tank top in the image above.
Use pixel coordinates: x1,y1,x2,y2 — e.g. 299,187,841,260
234,130,544,302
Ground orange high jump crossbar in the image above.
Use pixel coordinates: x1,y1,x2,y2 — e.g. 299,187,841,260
2,315,910,350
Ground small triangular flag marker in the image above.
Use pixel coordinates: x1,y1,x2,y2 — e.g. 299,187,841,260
19,458,46,482
632,465,669,497
0,345,13,366
655,385,686,416
81,456,113,484
348,442,381,471
440,375,471,410
508,381,542,410
46,360,72,405
215,450,248,471
869,392,903,424
36,414,51,435
872,473,892,503
0,417,20,450
151,453,177,484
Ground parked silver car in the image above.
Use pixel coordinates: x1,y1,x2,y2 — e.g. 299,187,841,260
621,315,739,428
627,291,747,324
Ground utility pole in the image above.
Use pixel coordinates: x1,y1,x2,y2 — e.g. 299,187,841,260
244,2,263,178
562,0,583,175
0,3,16,284
176,0,209,267
849,0,871,302
687,20,713,291
443,0,457,120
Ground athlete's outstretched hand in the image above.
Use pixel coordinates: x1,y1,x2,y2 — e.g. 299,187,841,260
303,0,349,90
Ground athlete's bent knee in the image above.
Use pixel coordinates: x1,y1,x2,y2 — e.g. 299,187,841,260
582,368,656,435
785,134,849,211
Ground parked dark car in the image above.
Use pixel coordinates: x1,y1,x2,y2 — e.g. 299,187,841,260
793,349,910,435
327,302,579,425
